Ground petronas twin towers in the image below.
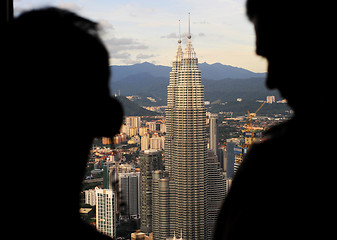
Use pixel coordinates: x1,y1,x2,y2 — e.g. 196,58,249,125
152,14,225,240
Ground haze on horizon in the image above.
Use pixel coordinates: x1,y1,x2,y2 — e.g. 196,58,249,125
14,0,267,73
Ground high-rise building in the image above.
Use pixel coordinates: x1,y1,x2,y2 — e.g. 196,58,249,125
140,149,163,233
141,134,150,151
139,127,148,136
96,188,117,238
84,189,96,206
147,122,157,132
119,172,141,219
103,161,115,189
209,113,218,156
152,170,170,240
126,116,141,128
162,15,225,240
160,123,166,133
205,150,226,239
150,136,163,150
226,138,244,179
266,95,275,104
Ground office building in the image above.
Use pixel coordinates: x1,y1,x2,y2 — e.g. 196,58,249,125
209,113,218,156
119,172,140,219
205,150,226,239
103,161,115,189
226,138,244,179
140,149,163,233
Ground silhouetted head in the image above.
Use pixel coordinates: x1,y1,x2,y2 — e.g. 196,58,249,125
7,7,123,139
246,1,330,115
5,7,123,209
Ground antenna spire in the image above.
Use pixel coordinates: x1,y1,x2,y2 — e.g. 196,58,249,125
178,20,181,44
188,12,191,39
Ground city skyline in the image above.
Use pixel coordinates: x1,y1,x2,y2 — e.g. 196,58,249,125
14,0,267,72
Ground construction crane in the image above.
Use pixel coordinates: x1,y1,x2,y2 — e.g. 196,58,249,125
247,101,266,132
244,101,266,146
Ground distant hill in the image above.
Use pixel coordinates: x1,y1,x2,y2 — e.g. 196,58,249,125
110,62,171,82
111,76,281,105
115,96,160,116
203,78,280,102
111,73,168,104
199,62,266,80
109,62,265,82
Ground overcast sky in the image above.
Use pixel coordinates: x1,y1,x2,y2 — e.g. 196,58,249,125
14,0,267,72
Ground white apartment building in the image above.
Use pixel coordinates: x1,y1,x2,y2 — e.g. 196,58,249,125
96,188,116,238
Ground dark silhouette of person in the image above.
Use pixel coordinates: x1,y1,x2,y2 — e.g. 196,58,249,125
214,1,334,240
4,7,123,239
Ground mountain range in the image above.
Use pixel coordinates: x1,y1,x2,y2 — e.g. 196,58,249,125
109,62,265,82
109,62,276,103
109,62,290,115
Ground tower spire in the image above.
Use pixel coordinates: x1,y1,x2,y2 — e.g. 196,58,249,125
174,19,183,62
178,20,181,44
184,13,195,59
188,12,191,39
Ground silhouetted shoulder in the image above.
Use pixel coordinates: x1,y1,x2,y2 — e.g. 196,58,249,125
215,117,332,240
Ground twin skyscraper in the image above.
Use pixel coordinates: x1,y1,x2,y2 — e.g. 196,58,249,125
149,14,226,240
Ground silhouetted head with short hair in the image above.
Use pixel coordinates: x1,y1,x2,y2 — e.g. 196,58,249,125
5,7,123,238
246,0,331,115
8,7,122,137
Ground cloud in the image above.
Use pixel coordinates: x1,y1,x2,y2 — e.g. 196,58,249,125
161,32,190,39
103,35,149,64
112,52,131,59
161,33,178,39
161,32,206,44
194,21,210,25
136,53,155,59
105,37,148,53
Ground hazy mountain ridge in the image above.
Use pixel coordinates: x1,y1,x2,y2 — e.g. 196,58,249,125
109,63,290,116
115,96,160,116
109,62,266,82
